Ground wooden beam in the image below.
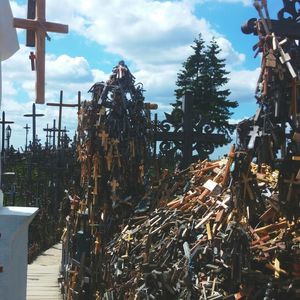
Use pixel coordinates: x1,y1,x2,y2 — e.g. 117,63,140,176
13,0,69,104
14,19,68,33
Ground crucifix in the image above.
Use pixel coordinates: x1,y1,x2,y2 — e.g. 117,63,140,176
47,90,81,147
0,112,14,153
24,103,44,148
13,0,69,104
24,123,31,151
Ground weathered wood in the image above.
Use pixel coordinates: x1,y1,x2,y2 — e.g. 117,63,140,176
13,0,68,104
27,243,62,300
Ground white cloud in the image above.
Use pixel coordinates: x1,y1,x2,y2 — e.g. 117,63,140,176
4,0,259,149
198,0,252,5
227,67,260,102
2,44,97,148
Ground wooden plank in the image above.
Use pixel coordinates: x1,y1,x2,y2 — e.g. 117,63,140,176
26,243,62,300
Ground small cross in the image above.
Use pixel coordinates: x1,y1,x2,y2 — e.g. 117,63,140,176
29,51,36,71
247,125,261,150
110,178,119,193
99,130,109,149
96,107,106,126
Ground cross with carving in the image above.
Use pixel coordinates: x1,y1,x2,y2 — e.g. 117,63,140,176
13,0,69,104
47,90,81,147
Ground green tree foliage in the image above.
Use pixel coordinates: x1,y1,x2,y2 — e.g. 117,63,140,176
172,35,238,157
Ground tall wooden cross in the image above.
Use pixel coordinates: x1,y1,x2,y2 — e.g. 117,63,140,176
47,90,81,147
13,0,69,104
24,103,44,148
0,112,14,153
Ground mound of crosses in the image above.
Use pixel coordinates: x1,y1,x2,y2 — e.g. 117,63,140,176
61,61,152,299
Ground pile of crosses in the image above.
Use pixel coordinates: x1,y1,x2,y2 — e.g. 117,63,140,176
99,152,300,299
61,1,300,299
240,0,300,219
61,61,152,299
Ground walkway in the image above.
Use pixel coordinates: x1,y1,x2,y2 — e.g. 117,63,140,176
27,243,63,300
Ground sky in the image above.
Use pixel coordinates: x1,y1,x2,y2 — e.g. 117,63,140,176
2,0,283,155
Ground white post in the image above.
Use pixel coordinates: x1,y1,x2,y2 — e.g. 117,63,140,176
0,201,38,300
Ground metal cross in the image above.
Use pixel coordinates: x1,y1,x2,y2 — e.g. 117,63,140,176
47,90,81,148
24,103,44,149
24,123,31,151
153,92,227,168
50,119,59,149
13,0,69,104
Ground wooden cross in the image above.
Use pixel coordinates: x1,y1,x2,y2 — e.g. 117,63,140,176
99,130,109,150
0,112,14,153
24,123,31,151
47,91,81,147
29,51,36,70
96,106,106,127
110,178,119,193
24,103,44,148
13,0,69,104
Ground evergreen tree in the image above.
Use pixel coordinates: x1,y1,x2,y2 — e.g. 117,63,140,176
172,35,238,159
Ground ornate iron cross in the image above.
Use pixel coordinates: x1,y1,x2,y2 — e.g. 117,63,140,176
153,92,229,168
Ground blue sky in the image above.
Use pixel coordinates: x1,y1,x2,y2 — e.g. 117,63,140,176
2,0,283,155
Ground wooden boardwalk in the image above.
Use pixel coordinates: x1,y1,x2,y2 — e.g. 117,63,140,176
27,243,63,300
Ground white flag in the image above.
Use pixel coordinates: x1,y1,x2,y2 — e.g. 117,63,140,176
0,0,20,104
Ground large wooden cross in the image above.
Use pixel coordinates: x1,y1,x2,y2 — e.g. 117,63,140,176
13,0,69,104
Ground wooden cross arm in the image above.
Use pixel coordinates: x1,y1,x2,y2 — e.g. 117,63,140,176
24,114,44,117
1,121,14,125
47,103,78,107
13,18,68,34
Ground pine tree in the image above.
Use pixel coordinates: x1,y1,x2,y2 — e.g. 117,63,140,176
172,35,238,158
